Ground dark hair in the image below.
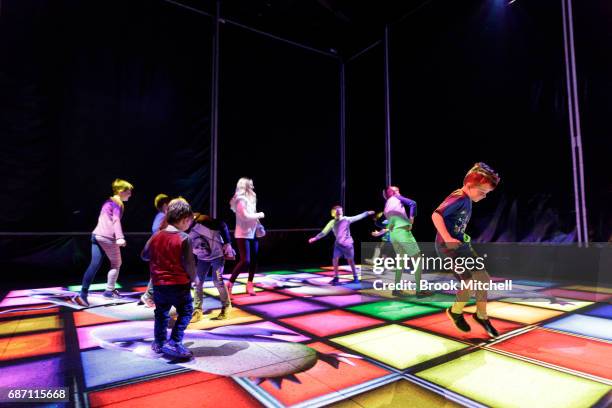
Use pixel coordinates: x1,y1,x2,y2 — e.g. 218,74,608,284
166,198,193,225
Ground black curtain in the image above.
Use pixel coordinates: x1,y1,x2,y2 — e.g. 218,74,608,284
573,0,612,242
389,0,573,243
217,24,340,229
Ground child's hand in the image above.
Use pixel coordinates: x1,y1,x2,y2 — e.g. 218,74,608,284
367,210,375,216
256,212,265,219
116,238,126,247
308,237,316,244
445,237,462,249
371,230,383,238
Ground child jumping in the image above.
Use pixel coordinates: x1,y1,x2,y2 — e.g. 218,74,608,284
432,162,501,337
141,198,198,359
189,213,235,323
309,206,374,284
74,179,133,307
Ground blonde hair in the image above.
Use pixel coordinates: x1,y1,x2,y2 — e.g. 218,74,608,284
154,193,170,211
230,177,256,211
112,179,134,195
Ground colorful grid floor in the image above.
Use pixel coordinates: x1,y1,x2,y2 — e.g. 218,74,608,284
0,269,611,407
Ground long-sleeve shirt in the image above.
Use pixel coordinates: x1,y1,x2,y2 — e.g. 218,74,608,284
231,194,260,239
384,195,417,230
141,225,196,285
314,211,370,247
189,218,231,261
151,211,165,233
92,198,124,241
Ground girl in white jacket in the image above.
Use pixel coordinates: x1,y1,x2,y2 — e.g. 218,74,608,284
227,178,265,296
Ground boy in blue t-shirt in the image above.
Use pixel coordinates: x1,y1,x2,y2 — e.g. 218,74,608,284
432,162,501,337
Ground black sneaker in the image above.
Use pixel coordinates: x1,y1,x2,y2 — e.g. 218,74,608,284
473,315,499,337
151,342,164,354
446,307,471,332
162,340,193,359
329,277,340,285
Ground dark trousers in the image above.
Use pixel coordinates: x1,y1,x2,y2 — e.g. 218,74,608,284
153,284,193,344
229,238,258,283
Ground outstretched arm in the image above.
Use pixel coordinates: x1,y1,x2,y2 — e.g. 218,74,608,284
346,211,375,224
309,219,335,243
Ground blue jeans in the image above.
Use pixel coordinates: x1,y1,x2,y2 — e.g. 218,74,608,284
153,284,193,344
80,235,104,298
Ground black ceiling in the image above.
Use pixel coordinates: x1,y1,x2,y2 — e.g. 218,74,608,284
169,0,434,57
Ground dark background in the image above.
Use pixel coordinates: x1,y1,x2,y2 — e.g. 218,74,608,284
1,0,610,285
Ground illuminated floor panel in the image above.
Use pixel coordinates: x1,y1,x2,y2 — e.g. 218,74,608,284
544,314,612,341
417,350,611,408
0,356,66,391
331,325,467,370
348,300,439,321
327,378,462,408
0,315,63,336
463,301,563,324
242,299,329,318
89,375,260,407
258,342,391,407
280,310,382,337
404,312,523,342
583,304,612,320
3,270,612,408
81,347,181,388
499,297,593,312
491,328,612,380
540,288,611,302
0,330,65,362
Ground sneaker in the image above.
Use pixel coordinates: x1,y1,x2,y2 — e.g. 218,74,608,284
103,289,122,299
329,277,340,285
151,342,164,354
246,282,256,296
162,340,193,359
190,309,204,323
446,307,471,332
140,294,155,308
473,314,499,337
213,305,232,320
73,295,89,307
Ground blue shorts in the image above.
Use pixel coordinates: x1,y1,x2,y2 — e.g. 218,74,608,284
435,242,479,281
333,243,354,260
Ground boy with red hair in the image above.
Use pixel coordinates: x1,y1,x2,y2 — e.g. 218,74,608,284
432,162,501,337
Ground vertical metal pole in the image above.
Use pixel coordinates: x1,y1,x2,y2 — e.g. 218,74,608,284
210,0,220,218
383,24,392,186
561,0,588,245
340,62,347,208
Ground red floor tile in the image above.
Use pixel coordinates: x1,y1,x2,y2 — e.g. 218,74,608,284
281,309,383,337
491,328,612,380
404,311,523,342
